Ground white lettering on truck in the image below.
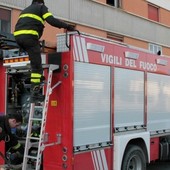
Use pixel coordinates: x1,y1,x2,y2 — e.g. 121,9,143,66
139,61,157,71
101,54,122,65
101,53,157,72
125,59,136,68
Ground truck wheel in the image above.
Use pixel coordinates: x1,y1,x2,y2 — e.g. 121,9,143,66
121,144,146,170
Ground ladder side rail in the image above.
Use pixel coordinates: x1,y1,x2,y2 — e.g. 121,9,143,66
22,103,35,170
35,68,54,170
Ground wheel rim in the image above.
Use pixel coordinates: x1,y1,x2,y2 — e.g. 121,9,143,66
127,155,142,170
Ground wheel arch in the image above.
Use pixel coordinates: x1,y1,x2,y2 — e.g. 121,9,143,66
114,131,150,170
124,138,149,163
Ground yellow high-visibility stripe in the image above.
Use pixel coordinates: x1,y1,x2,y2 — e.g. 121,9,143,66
19,13,44,24
31,73,42,78
31,73,42,83
31,79,41,83
14,30,39,37
43,12,52,19
12,143,21,150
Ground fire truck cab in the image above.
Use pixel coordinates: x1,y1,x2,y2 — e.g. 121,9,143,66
1,32,170,170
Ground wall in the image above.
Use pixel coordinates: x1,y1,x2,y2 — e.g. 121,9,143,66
1,0,170,47
122,0,148,18
1,0,170,56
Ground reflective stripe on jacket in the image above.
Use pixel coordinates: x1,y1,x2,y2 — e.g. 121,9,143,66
14,4,52,38
14,3,69,39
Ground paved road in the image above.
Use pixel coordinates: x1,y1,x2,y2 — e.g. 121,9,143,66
147,161,170,170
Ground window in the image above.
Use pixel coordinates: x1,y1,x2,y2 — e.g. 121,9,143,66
149,43,162,55
0,8,11,33
148,4,159,22
107,0,121,8
107,32,124,42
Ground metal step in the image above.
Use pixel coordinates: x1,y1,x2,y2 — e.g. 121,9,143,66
25,155,38,160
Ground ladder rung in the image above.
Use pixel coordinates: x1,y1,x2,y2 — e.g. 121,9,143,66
34,106,43,109
30,118,43,121
27,136,40,140
42,64,50,69
25,155,38,160
42,64,59,71
26,141,39,149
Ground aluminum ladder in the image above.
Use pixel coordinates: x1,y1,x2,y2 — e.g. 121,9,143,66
22,64,61,170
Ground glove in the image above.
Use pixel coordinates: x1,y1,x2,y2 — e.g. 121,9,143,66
6,144,24,165
67,25,75,31
7,151,23,165
15,144,24,155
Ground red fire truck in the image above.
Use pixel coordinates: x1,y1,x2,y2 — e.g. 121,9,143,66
1,32,170,169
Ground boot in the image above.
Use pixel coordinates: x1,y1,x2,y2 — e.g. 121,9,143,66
30,83,45,103
40,75,45,82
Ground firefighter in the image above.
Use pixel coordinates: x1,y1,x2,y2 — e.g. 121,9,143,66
0,113,24,164
14,0,75,102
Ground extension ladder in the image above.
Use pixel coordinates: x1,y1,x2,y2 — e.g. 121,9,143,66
22,64,61,170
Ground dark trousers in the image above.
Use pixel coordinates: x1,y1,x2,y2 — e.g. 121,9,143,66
15,35,43,74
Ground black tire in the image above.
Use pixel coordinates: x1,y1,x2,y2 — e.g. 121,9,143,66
121,144,146,170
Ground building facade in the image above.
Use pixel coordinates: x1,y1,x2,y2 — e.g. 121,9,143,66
0,0,170,56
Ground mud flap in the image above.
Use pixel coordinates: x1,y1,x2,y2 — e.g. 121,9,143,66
159,138,169,161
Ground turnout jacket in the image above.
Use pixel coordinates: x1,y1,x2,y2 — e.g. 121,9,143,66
0,116,18,148
14,3,69,39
